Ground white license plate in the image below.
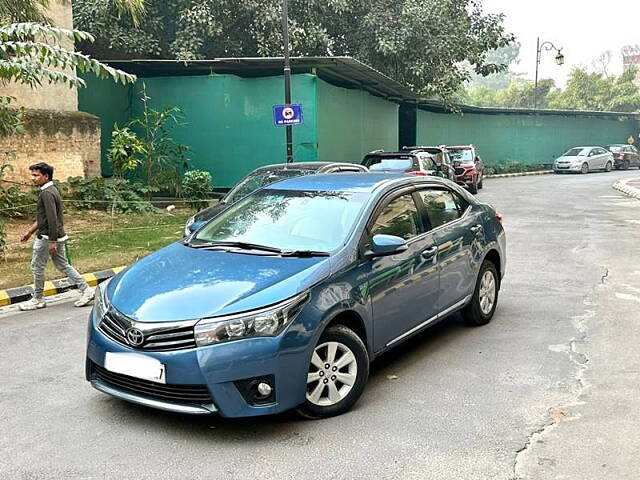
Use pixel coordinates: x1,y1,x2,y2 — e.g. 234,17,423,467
104,352,166,384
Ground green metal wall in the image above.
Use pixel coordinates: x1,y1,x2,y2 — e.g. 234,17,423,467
416,109,639,165
79,74,318,188
316,79,398,162
78,75,133,176
129,75,318,188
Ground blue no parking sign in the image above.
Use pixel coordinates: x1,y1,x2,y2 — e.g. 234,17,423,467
273,104,304,126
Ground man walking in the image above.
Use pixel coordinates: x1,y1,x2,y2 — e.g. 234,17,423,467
19,163,95,310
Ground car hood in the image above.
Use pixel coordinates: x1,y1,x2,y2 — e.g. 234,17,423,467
106,242,331,322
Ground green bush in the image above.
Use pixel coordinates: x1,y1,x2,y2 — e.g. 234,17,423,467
0,162,38,218
61,176,159,214
181,170,212,210
484,160,549,175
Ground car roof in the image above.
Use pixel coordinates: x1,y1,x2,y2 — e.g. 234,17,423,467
264,172,451,193
253,161,365,172
363,152,417,157
447,145,474,149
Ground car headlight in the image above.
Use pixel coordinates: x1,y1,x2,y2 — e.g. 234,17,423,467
194,291,309,346
184,215,195,237
94,278,111,321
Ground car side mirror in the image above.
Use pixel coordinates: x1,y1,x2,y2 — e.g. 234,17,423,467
187,220,206,234
365,234,408,259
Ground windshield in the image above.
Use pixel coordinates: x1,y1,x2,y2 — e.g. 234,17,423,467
563,148,587,157
606,146,623,152
194,189,370,252
363,156,414,172
225,169,316,204
448,149,473,162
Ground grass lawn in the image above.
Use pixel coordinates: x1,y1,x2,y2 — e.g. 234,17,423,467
1,208,195,290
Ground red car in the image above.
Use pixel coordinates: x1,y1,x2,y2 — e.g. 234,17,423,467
605,144,640,170
448,145,484,194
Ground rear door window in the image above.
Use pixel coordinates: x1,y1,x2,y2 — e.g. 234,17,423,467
417,189,466,230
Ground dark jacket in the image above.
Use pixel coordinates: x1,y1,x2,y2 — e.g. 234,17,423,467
37,184,66,241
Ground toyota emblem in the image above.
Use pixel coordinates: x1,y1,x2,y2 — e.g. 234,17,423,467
125,328,145,347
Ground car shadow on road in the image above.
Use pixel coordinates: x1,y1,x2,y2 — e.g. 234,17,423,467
93,313,473,441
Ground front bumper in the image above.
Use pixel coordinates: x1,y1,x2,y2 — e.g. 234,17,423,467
85,308,312,417
554,164,582,172
455,170,477,186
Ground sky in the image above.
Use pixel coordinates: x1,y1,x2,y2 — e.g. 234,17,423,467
481,0,640,87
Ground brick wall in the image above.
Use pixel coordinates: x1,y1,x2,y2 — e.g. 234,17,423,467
1,110,101,183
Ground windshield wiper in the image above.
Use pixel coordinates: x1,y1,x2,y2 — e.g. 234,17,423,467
280,250,330,257
188,241,283,254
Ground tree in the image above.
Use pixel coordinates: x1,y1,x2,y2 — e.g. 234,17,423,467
73,0,514,103
467,78,556,109
591,50,612,77
0,0,140,134
467,42,523,90
548,67,640,112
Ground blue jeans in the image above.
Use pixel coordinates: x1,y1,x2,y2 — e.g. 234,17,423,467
31,237,88,299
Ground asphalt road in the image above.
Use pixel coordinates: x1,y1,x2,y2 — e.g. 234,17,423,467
2,170,640,480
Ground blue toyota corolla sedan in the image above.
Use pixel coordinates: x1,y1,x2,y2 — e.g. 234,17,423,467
86,173,506,419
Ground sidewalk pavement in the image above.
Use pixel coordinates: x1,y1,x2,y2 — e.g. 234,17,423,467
0,266,126,307
612,177,640,200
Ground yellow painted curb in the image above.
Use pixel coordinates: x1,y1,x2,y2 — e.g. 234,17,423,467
0,290,9,307
43,281,57,297
112,266,126,274
83,272,98,287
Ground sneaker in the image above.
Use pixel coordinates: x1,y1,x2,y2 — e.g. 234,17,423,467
19,298,47,311
74,287,95,307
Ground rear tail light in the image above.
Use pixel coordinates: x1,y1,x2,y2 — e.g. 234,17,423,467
495,213,504,224
407,171,427,176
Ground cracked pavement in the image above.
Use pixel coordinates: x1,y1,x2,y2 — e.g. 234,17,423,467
1,171,639,479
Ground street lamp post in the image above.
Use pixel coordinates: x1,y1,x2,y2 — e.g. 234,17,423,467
282,0,293,163
534,37,564,110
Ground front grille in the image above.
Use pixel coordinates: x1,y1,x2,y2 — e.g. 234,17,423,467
99,309,197,352
92,362,213,404
454,167,465,175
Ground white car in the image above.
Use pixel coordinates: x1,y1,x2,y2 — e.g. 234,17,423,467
554,146,613,174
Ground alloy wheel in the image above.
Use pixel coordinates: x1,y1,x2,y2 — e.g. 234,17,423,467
581,163,589,174
479,270,496,315
306,341,358,406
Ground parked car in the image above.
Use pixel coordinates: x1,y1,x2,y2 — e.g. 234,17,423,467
553,146,613,174
361,150,451,180
400,146,457,182
447,145,485,194
184,162,368,235
86,173,506,419
605,144,640,170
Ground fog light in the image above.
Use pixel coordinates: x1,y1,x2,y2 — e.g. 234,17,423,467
257,382,273,397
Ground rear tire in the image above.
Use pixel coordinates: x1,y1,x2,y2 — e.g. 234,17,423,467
462,260,499,326
296,325,369,419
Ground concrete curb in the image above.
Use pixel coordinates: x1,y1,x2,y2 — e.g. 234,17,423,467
0,266,126,307
485,170,554,179
612,178,640,200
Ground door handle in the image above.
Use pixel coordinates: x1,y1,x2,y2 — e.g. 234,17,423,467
470,224,484,234
421,246,438,259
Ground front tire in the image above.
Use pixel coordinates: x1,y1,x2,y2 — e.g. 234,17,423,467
605,161,612,172
296,325,369,419
462,260,499,326
623,160,630,170
468,179,478,194
581,163,589,174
